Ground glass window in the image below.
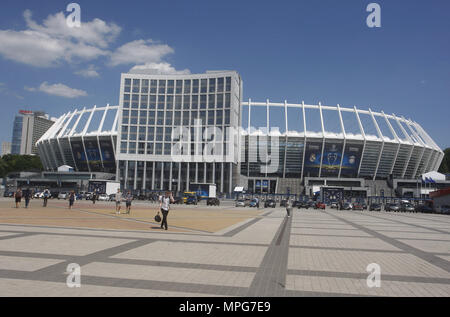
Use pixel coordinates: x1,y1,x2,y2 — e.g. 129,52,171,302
156,127,163,141
200,95,207,109
216,110,223,124
226,77,231,91
167,80,174,87
139,115,147,125
201,79,207,93
140,95,148,108
200,111,206,125
182,111,189,126
130,117,138,124
165,111,173,125
132,79,140,93
174,111,181,125
184,80,191,94
217,78,224,92
192,79,199,93
120,142,127,153
183,95,190,109
191,95,198,109
124,85,131,93
150,80,157,94
191,111,198,125
166,95,173,109
138,142,145,154
225,110,230,125
217,94,223,108
208,111,215,125
157,111,164,125
209,78,216,93
158,80,166,94
132,94,139,101
125,78,131,85
165,127,172,141
176,80,182,94
225,93,231,108
155,143,162,155
148,111,155,125
175,95,182,109
124,94,130,101
164,143,171,155
123,101,130,108
208,94,215,108
147,127,154,140
128,142,136,154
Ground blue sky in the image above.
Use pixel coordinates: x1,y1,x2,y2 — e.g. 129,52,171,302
0,0,449,148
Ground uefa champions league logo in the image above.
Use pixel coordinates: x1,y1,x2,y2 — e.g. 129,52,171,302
327,144,338,166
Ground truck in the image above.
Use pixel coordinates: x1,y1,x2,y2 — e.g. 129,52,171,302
189,183,217,200
105,182,120,196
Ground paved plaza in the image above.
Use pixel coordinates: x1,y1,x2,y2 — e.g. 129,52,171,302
0,198,449,296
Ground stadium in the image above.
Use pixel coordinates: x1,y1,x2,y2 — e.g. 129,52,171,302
35,71,444,197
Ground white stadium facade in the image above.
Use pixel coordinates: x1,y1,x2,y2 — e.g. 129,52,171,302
36,71,444,196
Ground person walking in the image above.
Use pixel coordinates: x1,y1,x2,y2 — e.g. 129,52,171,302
286,199,292,218
125,191,133,214
24,188,31,209
68,191,75,210
115,189,123,214
43,189,50,207
14,188,22,208
159,191,174,230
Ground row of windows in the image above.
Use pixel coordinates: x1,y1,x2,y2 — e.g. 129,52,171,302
124,77,232,94
122,110,231,126
123,93,232,109
121,126,233,142
120,141,231,155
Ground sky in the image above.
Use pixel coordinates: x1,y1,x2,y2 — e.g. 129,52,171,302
0,0,449,148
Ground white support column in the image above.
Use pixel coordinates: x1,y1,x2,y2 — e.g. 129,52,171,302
134,161,138,190
393,114,414,178
152,162,155,190
354,106,366,177
300,101,307,181
337,105,346,178
283,100,288,178
318,102,325,178
221,162,224,193
382,111,400,176
412,147,426,179
169,162,173,191
143,161,147,190
229,162,233,194
266,99,269,178
370,109,384,180
186,162,190,191
124,160,129,189
247,98,251,178
178,162,181,193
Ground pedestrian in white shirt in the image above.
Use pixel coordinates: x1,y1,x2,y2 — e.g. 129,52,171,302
159,191,174,230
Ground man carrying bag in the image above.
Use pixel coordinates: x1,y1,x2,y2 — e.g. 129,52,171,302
159,191,174,230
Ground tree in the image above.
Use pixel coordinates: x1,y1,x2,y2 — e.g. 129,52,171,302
438,148,450,174
0,154,43,178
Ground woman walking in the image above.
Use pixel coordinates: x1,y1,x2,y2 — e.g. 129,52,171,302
125,191,133,214
14,188,22,208
68,191,75,210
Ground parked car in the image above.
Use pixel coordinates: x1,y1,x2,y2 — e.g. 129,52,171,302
352,203,364,211
297,201,310,209
438,205,450,214
235,199,246,207
85,192,94,200
342,202,353,210
58,192,68,200
314,202,326,210
109,194,116,201
369,203,382,211
98,194,109,201
400,203,415,212
330,202,338,209
385,203,400,212
249,199,259,208
264,199,276,208
173,196,183,204
292,201,302,208
3,191,14,197
206,198,220,206
186,196,198,205
415,204,434,213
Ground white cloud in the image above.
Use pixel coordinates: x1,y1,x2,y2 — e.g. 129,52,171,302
25,82,87,98
129,62,191,75
75,65,100,78
109,39,174,66
0,10,120,67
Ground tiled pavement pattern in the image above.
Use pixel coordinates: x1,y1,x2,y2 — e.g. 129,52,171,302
0,207,449,296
